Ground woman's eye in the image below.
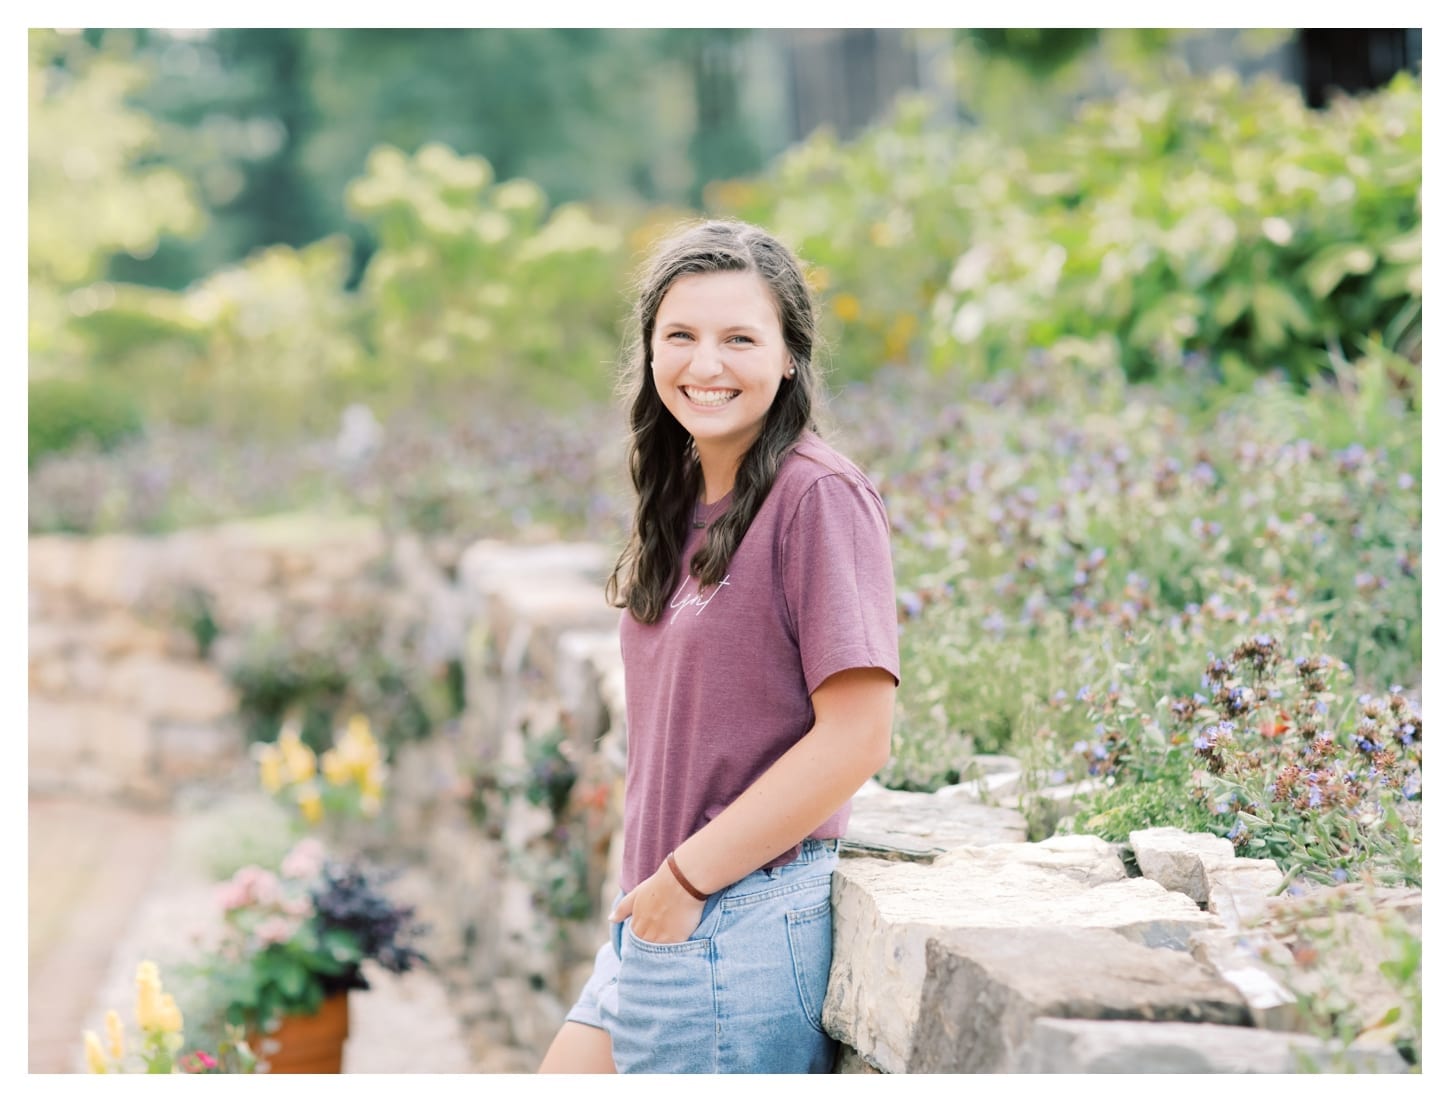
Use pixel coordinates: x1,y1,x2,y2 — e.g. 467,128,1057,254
728,335,753,345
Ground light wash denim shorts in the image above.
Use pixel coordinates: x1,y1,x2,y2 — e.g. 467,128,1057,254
565,838,840,1074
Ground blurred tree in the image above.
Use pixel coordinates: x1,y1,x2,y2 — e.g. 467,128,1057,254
964,28,1100,76
103,28,320,290
951,28,1296,135
28,28,206,372
94,29,774,290
667,29,766,203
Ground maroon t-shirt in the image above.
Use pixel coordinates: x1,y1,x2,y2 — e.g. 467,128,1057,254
618,431,900,892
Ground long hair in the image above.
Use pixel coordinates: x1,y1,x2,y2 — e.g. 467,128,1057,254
605,219,824,624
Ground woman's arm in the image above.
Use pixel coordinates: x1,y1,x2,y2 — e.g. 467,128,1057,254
609,665,895,942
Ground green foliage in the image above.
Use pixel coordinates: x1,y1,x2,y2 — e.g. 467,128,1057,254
962,29,1100,76
173,792,296,882
850,349,1419,806
520,726,579,817
1058,632,1421,886
28,30,206,376
346,142,629,406
1259,888,1422,1072
65,237,367,434
28,376,145,466
708,95,967,383
98,28,770,292
717,69,1421,390
223,612,436,757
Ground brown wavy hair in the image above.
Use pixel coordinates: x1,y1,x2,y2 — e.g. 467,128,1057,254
605,219,824,624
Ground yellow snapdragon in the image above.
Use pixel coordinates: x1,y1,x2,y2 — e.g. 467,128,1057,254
158,993,184,1035
259,712,388,824
105,1009,125,1059
256,744,284,794
134,961,163,1033
278,729,316,784
84,962,189,1074
320,748,351,786
83,1031,108,1074
295,781,323,824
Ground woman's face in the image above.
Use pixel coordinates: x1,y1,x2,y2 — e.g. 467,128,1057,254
650,270,792,467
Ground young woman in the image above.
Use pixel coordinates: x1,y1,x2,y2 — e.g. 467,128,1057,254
538,219,899,1074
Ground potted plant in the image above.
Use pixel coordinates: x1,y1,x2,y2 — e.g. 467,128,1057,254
180,838,428,1073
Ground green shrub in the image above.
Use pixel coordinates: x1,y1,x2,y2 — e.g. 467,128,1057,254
345,142,631,407
716,70,1421,389
28,376,145,465
223,609,440,757
63,237,368,435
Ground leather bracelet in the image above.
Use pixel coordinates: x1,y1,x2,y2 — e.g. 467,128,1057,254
666,851,709,901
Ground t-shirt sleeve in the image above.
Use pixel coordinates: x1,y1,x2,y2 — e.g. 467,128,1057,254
781,473,902,696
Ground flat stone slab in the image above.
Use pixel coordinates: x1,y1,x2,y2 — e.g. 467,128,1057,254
908,927,1250,1072
458,540,611,591
841,786,1028,861
824,853,1224,1072
1018,1017,1408,1073
936,833,1128,887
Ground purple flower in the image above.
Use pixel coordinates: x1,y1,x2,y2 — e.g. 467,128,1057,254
1227,820,1244,840
1332,868,1348,883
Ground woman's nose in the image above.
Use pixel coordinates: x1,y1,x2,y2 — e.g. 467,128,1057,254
691,343,726,377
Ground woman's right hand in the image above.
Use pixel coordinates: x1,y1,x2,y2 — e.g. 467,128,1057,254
608,860,706,944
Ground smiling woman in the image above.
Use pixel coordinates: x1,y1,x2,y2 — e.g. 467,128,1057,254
651,269,794,501
538,220,900,1074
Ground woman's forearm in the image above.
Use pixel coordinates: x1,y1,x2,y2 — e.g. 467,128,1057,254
670,667,895,895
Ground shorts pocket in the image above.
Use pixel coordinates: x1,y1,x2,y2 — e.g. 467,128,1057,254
785,897,833,1034
612,927,716,1073
624,922,712,953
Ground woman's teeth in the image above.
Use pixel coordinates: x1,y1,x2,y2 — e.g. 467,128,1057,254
684,387,739,407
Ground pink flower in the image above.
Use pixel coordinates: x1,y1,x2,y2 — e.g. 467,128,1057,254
281,896,314,918
255,917,298,945
281,839,326,882
249,869,281,907
216,865,280,912
215,879,251,913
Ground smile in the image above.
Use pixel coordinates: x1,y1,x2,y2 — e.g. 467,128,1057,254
682,386,740,408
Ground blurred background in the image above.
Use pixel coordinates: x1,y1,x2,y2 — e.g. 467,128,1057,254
29,27,1422,1074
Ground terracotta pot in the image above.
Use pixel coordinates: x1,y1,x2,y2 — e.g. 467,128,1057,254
252,992,349,1073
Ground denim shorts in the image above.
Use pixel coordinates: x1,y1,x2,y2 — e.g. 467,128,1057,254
565,838,840,1074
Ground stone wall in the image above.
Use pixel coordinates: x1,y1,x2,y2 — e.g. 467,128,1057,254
26,514,463,802
28,526,1417,1073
